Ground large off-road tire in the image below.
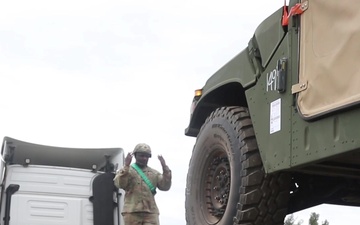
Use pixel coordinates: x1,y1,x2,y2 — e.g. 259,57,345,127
185,106,290,225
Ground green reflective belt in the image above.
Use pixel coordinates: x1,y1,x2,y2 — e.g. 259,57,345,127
131,163,156,195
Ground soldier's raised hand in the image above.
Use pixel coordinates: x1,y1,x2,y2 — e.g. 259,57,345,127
158,155,167,168
125,152,133,166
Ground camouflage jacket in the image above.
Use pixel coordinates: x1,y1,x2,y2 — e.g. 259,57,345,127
114,164,172,214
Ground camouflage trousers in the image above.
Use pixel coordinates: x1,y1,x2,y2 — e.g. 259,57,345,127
122,212,159,225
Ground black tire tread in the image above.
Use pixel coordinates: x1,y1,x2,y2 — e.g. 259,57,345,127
185,106,290,225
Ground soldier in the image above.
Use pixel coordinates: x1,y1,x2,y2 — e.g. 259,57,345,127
114,143,172,225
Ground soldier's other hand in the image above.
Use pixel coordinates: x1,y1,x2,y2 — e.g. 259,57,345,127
125,152,133,166
158,155,166,168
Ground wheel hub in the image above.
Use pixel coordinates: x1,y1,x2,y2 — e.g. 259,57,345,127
206,156,230,218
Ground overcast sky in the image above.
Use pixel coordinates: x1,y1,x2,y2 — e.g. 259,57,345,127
0,0,358,224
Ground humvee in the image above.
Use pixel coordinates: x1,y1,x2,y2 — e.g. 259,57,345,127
184,0,360,224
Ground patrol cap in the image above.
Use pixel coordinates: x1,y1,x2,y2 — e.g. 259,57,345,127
133,143,152,157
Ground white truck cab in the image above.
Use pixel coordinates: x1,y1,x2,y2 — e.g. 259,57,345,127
0,137,124,225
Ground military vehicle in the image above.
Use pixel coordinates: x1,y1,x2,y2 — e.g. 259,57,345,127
0,137,124,225
184,0,360,224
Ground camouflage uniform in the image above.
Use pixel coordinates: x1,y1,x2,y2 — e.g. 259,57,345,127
114,151,171,225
